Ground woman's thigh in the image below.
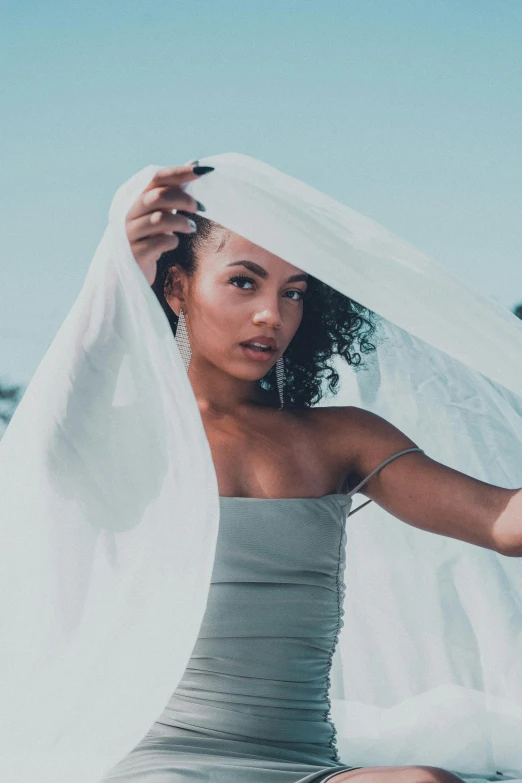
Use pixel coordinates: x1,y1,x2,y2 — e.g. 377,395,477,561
325,765,464,783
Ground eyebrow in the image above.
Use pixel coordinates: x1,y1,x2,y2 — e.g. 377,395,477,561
226,260,308,284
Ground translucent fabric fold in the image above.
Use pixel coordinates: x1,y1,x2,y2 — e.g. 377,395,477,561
1,153,521,783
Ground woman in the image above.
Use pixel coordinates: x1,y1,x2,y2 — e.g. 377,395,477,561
98,161,522,782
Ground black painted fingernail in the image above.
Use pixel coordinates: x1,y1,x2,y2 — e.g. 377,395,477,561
196,200,206,212
192,165,214,175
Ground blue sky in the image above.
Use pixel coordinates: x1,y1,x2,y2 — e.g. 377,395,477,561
2,0,521,384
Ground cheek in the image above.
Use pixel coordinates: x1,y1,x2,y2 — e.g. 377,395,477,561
288,302,304,331
285,307,305,346
190,284,239,347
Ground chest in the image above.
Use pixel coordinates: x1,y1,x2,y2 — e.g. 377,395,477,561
203,414,341,498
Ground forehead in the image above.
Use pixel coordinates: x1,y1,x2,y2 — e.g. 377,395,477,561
201,227,306,278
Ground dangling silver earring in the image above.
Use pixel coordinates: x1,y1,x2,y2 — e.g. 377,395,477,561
276,355,284,410
175,307,192,371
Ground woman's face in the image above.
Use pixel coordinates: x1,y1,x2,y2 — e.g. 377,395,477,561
167,228,308,382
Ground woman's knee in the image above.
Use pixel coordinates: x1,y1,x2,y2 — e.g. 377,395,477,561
416,766,464,783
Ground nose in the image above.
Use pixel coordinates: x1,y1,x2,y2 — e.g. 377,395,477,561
252,302,283,329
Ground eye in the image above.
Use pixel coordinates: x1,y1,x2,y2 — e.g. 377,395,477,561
285,289,306,302
228,275,306,301
229,274,255,289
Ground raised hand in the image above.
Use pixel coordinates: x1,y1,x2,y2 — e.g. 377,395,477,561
125,162,214,284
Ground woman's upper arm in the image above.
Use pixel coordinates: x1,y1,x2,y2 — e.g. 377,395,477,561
335,406,516,554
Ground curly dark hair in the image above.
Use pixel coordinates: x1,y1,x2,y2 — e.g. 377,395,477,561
151,212,379,408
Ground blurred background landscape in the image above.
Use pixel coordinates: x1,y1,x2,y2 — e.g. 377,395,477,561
2,0,521,434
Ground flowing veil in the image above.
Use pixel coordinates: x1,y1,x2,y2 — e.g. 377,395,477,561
1,154,521,783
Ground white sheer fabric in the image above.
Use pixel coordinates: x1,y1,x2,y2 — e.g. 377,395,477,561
1,153,521,783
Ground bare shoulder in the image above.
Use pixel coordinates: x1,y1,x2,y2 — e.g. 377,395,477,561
307,405,419,480
306,404,405,442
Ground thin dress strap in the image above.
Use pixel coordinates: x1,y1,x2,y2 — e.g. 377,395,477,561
347,447,424,517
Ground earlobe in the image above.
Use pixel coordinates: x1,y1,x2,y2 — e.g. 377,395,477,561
164,289,182,318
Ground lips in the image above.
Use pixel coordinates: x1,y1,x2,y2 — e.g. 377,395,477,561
240,336,277,352
239,336,278,363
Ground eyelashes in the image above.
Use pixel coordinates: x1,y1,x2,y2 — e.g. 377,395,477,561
228,274,259,290
228,275,306,301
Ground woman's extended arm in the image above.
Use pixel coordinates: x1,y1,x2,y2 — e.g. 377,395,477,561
332,406,522,557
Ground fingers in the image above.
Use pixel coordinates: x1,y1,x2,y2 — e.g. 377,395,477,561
128,161,214,221
146,162,214,190
151,163,199,183
127,184,199,222
124,161,214,284
127,210,196,243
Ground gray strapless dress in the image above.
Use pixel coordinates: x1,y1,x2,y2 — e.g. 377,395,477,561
101,448,422,782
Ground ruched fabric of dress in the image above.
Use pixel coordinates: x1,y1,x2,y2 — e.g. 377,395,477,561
102,492,355,783
101,452,419,783
0,153,522,783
